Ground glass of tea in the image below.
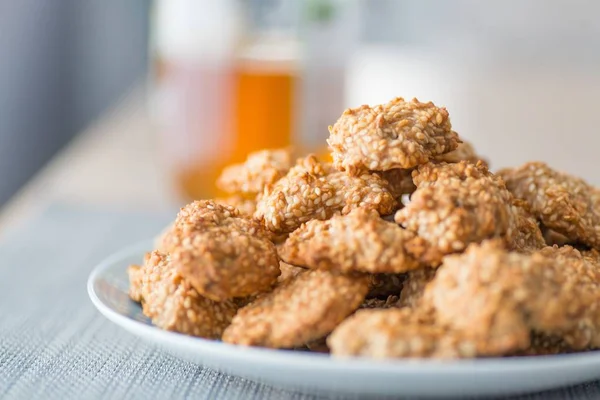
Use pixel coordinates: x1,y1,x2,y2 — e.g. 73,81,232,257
150,0,299,200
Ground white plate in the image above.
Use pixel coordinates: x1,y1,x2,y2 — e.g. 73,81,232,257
88,241,600,398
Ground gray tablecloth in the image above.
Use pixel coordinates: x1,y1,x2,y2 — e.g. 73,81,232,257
1,204,599,400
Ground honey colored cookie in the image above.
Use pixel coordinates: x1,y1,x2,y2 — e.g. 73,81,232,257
133,251,239,339
395,176,516,265
222,270,369,348
499,162,600,250
425,241,600,353
279,208,419,274
254,155,397,234
217,148,292,195
328,308,481,359
165,200,280,301
327,97,458,175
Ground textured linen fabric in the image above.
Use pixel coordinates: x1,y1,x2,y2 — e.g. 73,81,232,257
1,203,600,400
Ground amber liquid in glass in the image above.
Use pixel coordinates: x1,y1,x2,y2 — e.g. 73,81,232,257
173,59,295,199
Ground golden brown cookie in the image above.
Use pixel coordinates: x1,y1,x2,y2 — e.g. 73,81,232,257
217,148,292,195
395,177,516,265
164,200,280,301
424,242,533,355
411,160,497,188
279,208,419,274
327,97,459,174
254,155,397,234
166,200,270,241
328,308,480,359
499,162,600,250
134,251,239,339
410,162,544,254
222,270,369,348
426,241,600,353
173,229,279,301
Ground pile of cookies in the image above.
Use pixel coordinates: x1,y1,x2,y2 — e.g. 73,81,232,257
129,97,600,358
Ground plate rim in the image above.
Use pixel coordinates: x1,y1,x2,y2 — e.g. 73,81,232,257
88,240,600,376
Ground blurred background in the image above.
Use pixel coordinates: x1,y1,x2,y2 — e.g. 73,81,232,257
0,1,149,206
1,0,599,213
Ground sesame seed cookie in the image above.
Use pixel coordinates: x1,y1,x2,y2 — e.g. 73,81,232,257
217,148,292,195
499,162,600,250
254,155,397,234
411,160,497,188
222,270,369,348
395,176,516,265
279,207,419,274
167,200,269,241
328,308,482,359
133,251,239,339
164,200,280,301
327,97,459,175
408,162,544,254
425,241,600,353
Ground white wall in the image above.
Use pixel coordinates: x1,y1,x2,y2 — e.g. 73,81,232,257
348,0,600,184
